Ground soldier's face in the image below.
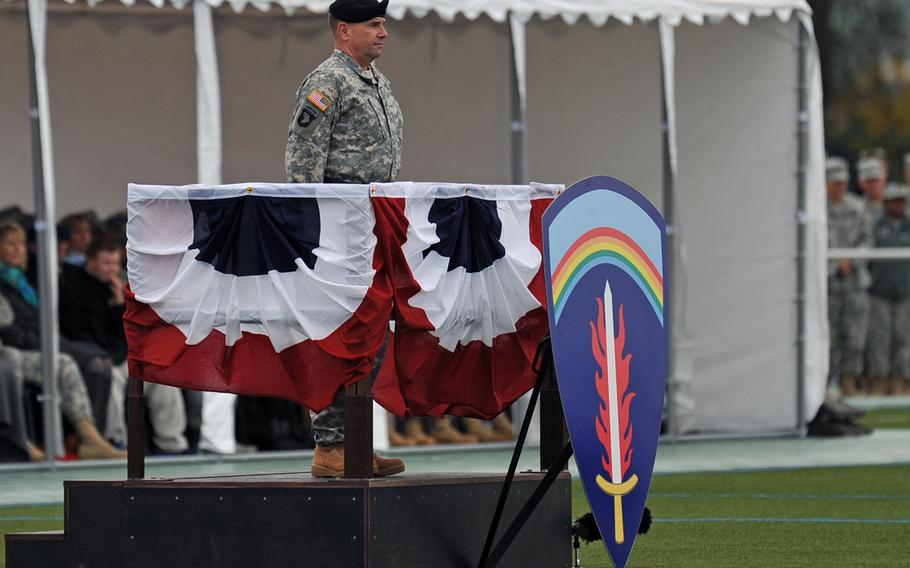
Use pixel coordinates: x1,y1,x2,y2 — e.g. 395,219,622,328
885,198,906,218
826,180,846,202
346,17,388,63
860,178,886,201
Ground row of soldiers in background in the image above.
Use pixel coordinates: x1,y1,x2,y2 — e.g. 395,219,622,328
826,149,910,398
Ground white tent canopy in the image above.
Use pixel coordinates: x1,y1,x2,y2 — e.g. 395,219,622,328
0,0,827,436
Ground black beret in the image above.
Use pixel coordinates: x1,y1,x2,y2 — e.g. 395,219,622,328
329,0,389,23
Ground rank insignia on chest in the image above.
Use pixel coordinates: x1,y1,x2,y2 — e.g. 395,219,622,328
307,89,332,112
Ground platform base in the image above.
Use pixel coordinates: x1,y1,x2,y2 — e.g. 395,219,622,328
6,471,571,568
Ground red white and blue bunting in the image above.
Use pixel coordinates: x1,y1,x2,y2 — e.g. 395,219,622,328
125,182,561,418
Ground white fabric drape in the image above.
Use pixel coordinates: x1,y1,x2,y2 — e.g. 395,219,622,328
36,0,809,27
509,13,527,183
194,0,222,186
799,13,829,424
27,0,56,205
658,18,696,434
27,0,63,458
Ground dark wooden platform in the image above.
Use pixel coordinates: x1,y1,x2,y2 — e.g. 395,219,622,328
5,471,572,568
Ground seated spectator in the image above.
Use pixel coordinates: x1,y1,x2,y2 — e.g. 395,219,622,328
60,213,94,267
59,238,189,454
2,221,114,430
0,219,124,459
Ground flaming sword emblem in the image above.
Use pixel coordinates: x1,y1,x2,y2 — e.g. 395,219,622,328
591,281,638,544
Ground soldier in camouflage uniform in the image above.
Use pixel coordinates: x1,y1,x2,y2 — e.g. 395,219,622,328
857,156,886,221
826,157,872,396
284,0,404,478
865,184,910,395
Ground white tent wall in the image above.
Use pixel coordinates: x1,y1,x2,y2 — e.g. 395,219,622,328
0,2,197,218
0,9,33,212
675,17,804,433
525,19,664,208
217,11,513,185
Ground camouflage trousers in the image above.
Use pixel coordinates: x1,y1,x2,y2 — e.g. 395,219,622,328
828,289,869,383
311,333,388,446
105,362,189,452
0,346,94,424
866,295,910,377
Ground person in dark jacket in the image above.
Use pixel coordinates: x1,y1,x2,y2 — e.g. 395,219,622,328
59,239,128,363
60,239,188,453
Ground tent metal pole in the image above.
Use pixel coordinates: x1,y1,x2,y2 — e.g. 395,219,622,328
658,20,678,441
795,21,809,435
660,67,676,441
26,0,63,463
508,15,526,184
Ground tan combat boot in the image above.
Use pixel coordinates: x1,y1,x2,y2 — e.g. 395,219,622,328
490,413,516,441
311,443,405,478
372,453,405,477
866,376,888,396
75,418,127,460
403,418,436,445
388,415,416,447
841,375,860,397
429,418,478,444
463,418,501,443
311,443,345,478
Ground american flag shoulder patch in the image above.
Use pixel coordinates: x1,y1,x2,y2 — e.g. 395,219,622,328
306,90,332,113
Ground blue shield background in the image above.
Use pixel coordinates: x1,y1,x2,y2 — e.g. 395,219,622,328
543,176,668,568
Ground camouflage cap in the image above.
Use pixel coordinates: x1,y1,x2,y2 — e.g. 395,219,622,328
826,157,849,183
857,157,885,181
329,0,388,23
859,146,887,161
884,183,909,201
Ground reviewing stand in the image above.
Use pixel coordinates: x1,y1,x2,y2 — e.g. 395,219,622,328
5,343,571,568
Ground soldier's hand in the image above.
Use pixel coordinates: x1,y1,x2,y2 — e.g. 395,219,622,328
837,259,853,277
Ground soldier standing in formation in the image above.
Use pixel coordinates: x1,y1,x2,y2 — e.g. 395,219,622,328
866,184,910,396
285,0,404,477
826,157,872,396
857,156,886,221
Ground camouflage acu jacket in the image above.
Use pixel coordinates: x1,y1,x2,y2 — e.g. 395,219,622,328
285,50,403,184
828,193,872,291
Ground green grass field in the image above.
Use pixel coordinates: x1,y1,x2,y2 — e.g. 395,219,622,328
861,406,910,429
2,464,908,567
575,465,910,567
